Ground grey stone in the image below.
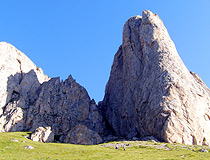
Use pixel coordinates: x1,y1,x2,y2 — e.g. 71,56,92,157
25,145,34,149
30,126,54,143
10,139,18,142
42,127,54,143
0,42,105,145
64,124,103,145
0,42,49,132
141,136,160,142
102,10,210,145
127,128,138,139
200,149,209,152
26,75,105,144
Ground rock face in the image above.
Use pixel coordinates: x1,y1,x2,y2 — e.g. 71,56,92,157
26,75,105,143
102,10,210,145
0,42,105,145
0,42,49,132
64,124,103,145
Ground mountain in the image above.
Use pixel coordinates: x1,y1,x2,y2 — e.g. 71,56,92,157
102,10,210,145
0,42,105,145
0,10,210,146
0,42,49,132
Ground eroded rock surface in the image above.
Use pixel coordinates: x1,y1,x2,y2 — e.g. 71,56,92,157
30,126,54,143
0,42,49,132
102,10,210,145
0,42,105,144
64,124,103,145
26,75,105,143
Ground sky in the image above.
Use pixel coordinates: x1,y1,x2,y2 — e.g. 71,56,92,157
0,1,210,102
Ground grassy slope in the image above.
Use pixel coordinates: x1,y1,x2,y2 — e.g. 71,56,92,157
0,132,210,160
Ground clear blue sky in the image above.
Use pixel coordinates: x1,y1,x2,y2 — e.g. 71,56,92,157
1,1,210,102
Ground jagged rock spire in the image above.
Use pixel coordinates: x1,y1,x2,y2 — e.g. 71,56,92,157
102,10,210,145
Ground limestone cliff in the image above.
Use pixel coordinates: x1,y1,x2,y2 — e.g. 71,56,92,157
0,42,105,145
1,10,210,146
26,75,105,144
0,42,49,132
102,10,210,145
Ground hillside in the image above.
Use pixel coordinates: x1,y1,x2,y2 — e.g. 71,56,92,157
1,132,210,159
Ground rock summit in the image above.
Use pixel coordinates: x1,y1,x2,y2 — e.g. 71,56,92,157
102,10,210,145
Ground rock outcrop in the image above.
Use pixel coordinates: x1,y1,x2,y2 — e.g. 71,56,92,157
26,75,106,143
64,124,103,145
102,10,210,145
0,42,49,132
0,42,105,145
1,10,210,146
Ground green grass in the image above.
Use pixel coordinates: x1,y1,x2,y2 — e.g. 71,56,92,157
0,132,210,160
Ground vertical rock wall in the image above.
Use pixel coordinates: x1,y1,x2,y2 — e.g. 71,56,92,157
102,10,210,145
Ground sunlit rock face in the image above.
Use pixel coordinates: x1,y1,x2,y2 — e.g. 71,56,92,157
0,42,105,145
0,42,49,132
102,10,210,145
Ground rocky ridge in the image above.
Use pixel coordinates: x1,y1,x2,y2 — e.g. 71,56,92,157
0,42,106,144
0,10,210,145
26,75,105,144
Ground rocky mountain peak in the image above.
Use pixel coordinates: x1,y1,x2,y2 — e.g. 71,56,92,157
0,42,49,84
102,10,210,145
122,15,141,45
0,42,106,144
0,10,210,146
0,42,49,115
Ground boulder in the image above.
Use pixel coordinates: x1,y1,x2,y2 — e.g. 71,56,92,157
102,10,210,145
25,145,34,149
64,124,103,145
30,126,54,143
